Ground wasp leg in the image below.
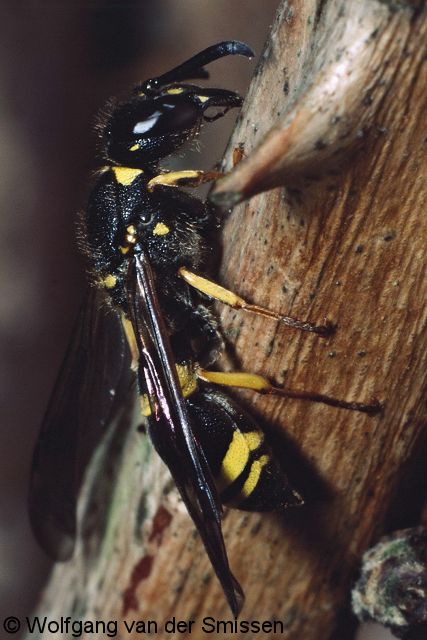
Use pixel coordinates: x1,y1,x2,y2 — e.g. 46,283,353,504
121,315,140,371
178,267,334,337
147,170,224,192
197,369,383,415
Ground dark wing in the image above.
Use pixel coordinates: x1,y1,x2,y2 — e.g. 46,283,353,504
29,287,132,560
126,251,244,617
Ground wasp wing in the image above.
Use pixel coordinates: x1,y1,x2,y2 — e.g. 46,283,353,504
29,287,133,560
127,251,244,617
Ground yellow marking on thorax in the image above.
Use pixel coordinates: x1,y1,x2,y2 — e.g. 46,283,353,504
167,87,184,94
129,143,139,151
140,363,198,417
240,455,269,498
125,225,137,244
197,95,210,103
153,222,170,236
112,166,144,186
119,225,137,254
102,274,117,289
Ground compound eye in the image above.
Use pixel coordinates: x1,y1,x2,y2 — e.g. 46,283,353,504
132,95,200,137
133,110,163,136
105,94,202,163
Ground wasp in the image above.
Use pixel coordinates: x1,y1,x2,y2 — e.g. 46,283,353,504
29,41,381,617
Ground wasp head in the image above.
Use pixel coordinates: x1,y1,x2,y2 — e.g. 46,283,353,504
100,41,253,168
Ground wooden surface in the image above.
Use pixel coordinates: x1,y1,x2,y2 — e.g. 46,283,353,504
30,1,426,639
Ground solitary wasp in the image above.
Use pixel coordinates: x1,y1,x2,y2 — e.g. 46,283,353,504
30,41,380,616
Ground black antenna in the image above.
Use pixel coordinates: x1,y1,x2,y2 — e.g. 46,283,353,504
138,41,254,94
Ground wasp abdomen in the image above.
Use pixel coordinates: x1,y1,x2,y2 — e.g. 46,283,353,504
185,389,303,511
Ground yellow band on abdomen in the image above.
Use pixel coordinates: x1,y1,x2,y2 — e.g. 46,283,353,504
140,363,198,417
240,455,269,498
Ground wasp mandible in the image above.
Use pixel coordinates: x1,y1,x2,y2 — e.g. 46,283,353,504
30,41,381,616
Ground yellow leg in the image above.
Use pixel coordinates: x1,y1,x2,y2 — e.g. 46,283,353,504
197,368,382,415
147,170,224,192
178,267,334,337
121,315,139,372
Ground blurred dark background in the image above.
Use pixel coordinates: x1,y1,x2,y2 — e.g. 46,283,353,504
0,0,279,623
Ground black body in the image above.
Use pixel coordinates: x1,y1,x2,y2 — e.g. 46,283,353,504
30,42,301,617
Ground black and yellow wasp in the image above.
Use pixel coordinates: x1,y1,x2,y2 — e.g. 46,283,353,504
29,41,380,616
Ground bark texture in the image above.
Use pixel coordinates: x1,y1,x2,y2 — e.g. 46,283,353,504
30,1,426,639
